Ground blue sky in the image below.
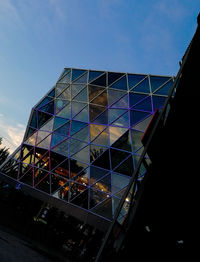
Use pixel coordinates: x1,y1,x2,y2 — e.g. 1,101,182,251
0,0,199,152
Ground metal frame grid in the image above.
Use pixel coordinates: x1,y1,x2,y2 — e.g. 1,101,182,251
0,67,173,226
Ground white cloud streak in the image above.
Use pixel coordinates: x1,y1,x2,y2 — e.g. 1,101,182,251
0,114,25,153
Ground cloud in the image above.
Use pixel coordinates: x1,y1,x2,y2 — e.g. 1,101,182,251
154,0,187,23
0,115,25,153
49,0,69,21
0,0,24,28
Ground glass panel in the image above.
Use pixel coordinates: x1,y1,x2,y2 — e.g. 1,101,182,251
137,163,147,182
54,122,70,136
112,111,129,127
92,128,109,146
51,133,66,148
69,138,87,156
92,110,108,125
50,151,67,170
30,110,37,128
20,144,31,158
19,162,32,178
150,75,170,93
71,125,89,142
90,144,107,162
109,109,127,124
89,71,104,83
39,101,54,115
36,97,52,109
90,165,109,185
34,151,49,171
51,175,69,201
40,118,54,132
34,168,49,186
73,86,88,102
71,101,87,117
52,174,68,192
91,197,113,220
88,85,105,101
92,149,110,170
114,155,134,176
55,83,67,97
72,145,90,163
134,115,153,132
52,159,69,178
73,105,89,122
90,124,106,141
58,71,71,84
38,111,52,129
129,93,147,108
128,74,146,90
131,129,144,152
69,181,87,200
73,71,88,84
108,72,124,86
73,168,89,189
56,103,71,119
91,90,108,106
89,104,106,122
90,73,107,86
111,129,132,152
19,167,33,186
109,75,127,90
111,172,130,194
130,110,151,127
112,196,121,217
71,84,86,98
55,99,69,114
93,174,111,193
133,96,153,112
34,148,49,165
47,88,55,98
70,120,87,136
90,189,109,209
110,148,130,169
36,131,50,145
25,131,37,146
152,95,166,111
35,173,50,194
52,139,69,156
108,89,126,106
57,86,70,100
70,158,88,179
109,126,127,145
154,79,173,95
114,186,127,199
58,68,70,80
53,117,68,130
37,134,51,149
111,94,128,108
132,77,150,93
25,127,37,140
72,69,86,81
71,189,89,209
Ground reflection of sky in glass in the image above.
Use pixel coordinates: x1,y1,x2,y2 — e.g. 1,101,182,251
0,67,174,223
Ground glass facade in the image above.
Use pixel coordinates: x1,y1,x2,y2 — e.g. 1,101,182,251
0,68,173,222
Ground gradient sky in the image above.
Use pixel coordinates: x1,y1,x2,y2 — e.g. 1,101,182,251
0,0,199,152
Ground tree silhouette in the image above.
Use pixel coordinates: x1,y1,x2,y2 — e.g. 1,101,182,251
0,138,9,166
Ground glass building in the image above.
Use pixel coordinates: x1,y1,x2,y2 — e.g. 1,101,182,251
0,68,173,230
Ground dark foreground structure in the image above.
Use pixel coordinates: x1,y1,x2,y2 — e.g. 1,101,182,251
0,13,199,261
